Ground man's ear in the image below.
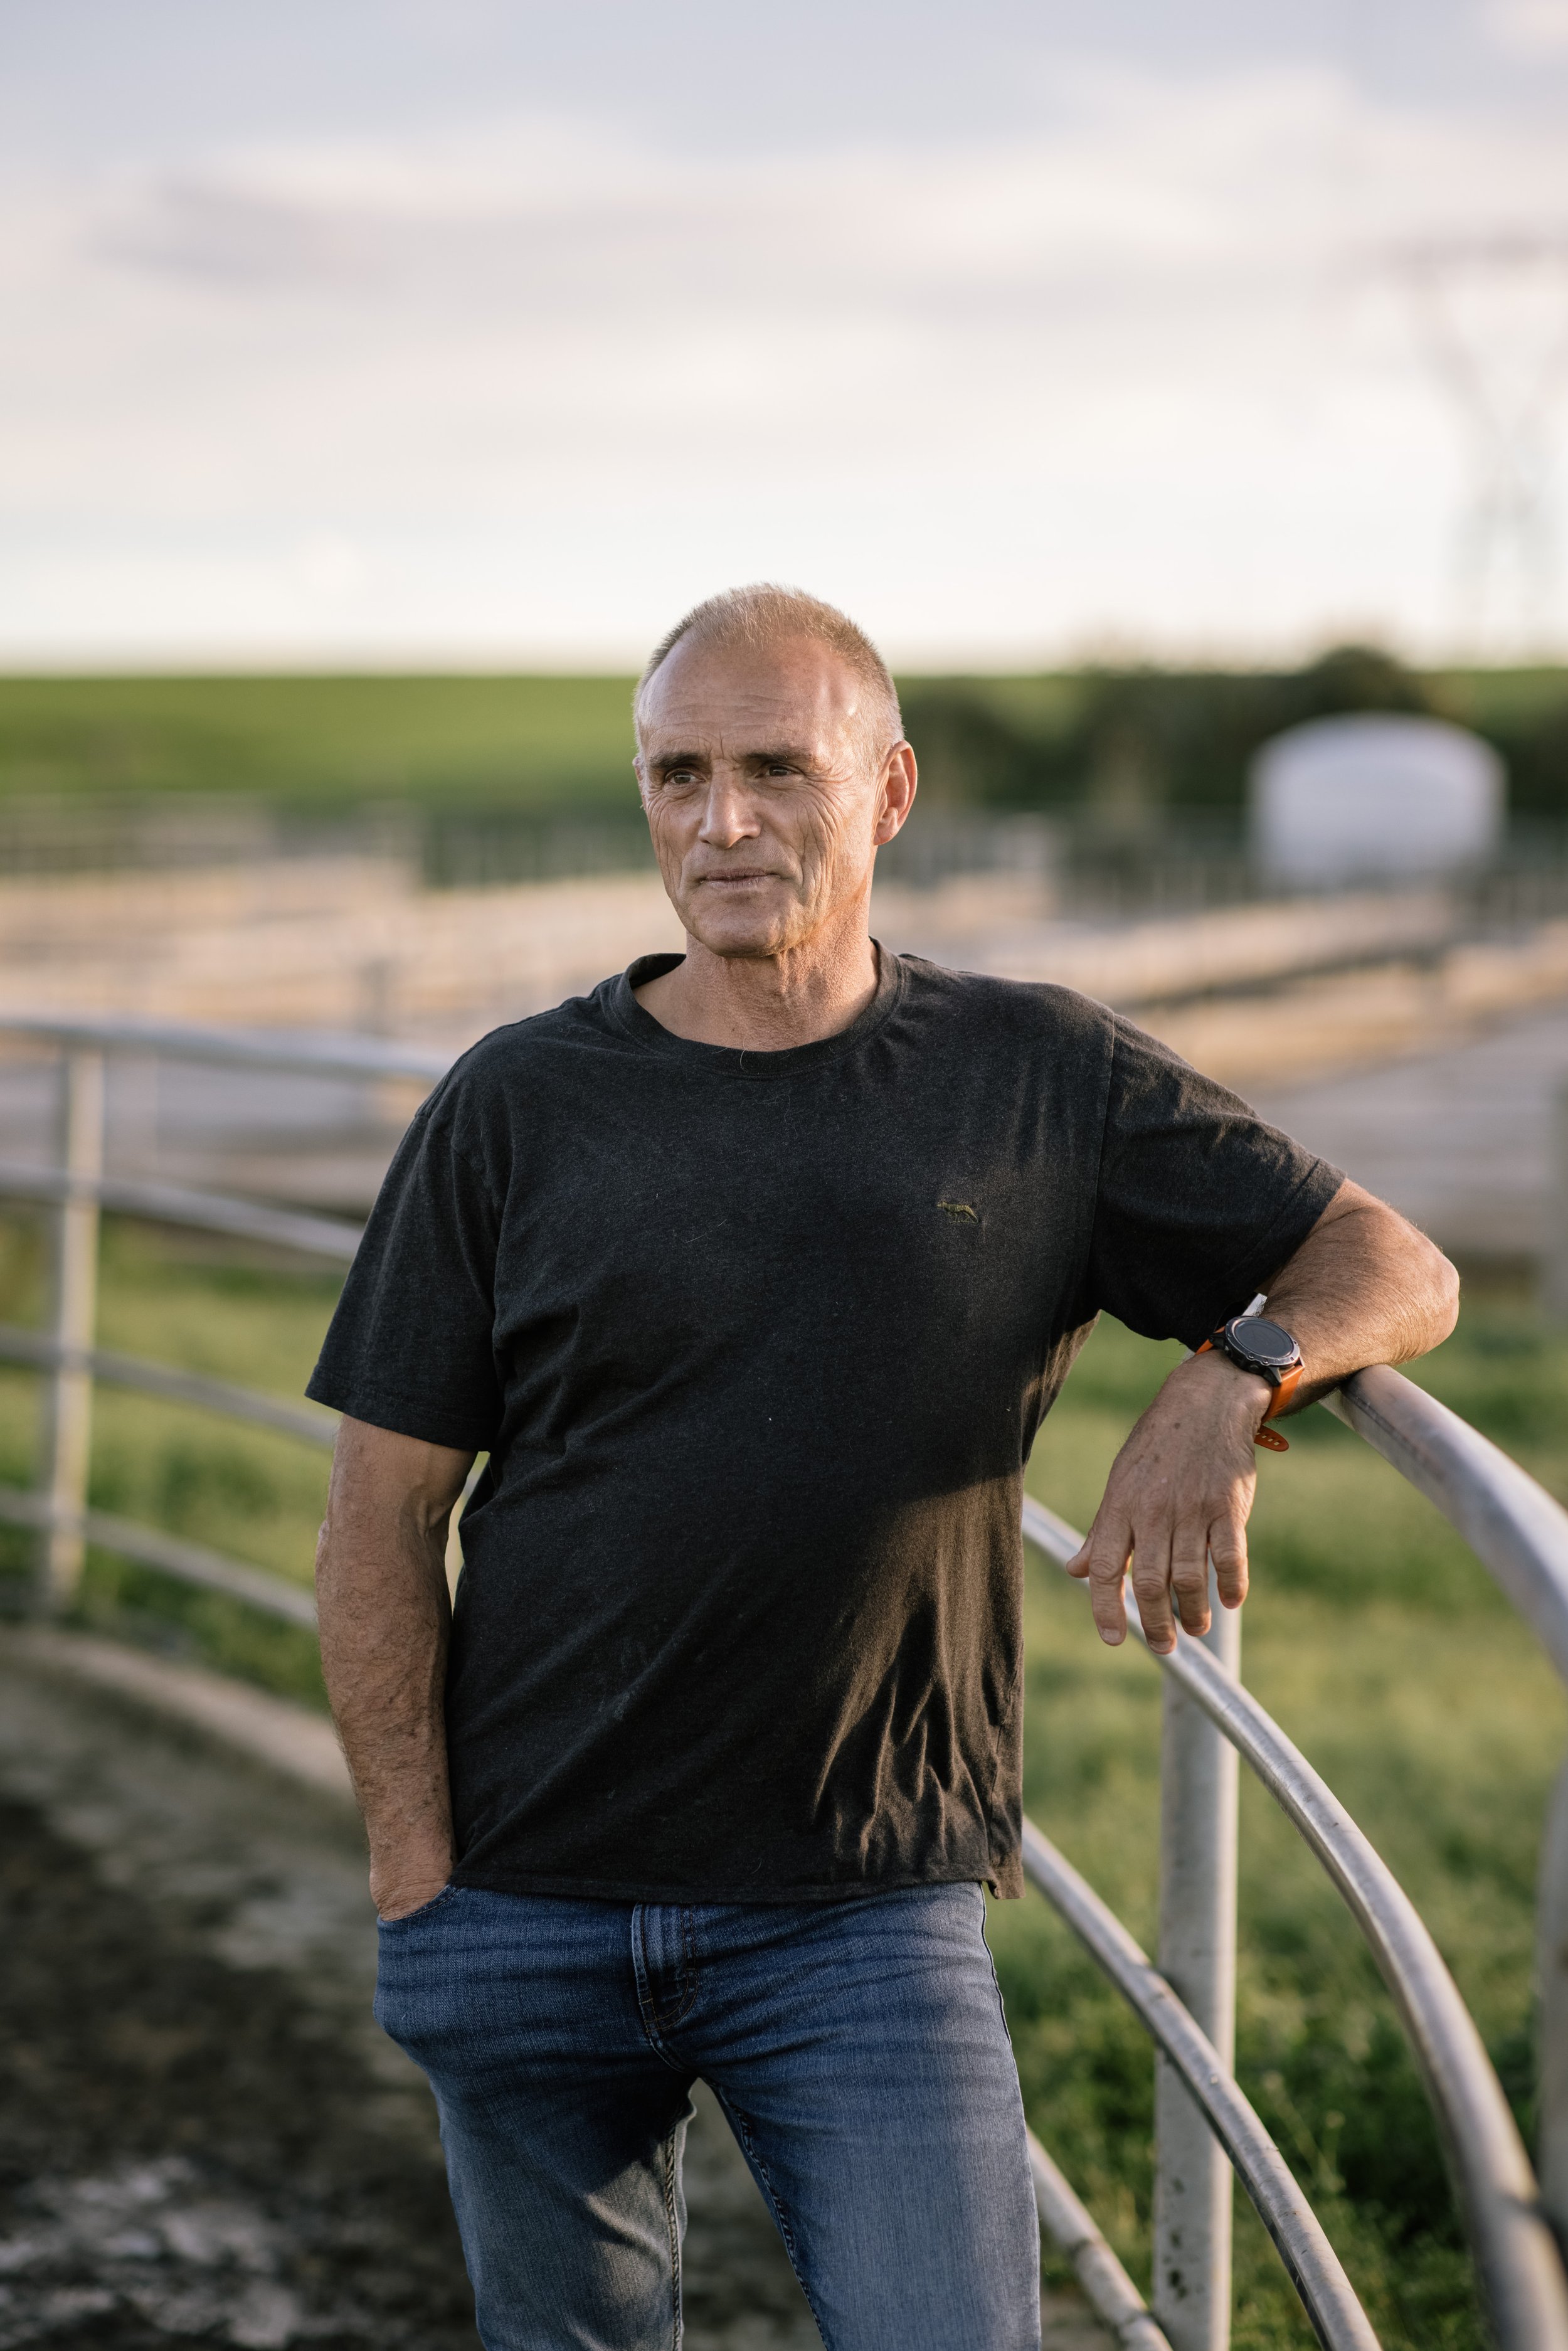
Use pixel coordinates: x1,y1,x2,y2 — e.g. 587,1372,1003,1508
874,741,918,845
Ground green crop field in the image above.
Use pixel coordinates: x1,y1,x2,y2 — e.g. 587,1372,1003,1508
0,1212,1562,2347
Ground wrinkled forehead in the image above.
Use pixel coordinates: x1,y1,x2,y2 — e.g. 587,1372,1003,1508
636,632,869,759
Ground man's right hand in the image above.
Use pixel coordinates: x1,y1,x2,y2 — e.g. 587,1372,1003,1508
1065,1344,1262,1653
373,1867,453,1923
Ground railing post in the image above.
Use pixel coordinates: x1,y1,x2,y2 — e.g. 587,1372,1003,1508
34,1048,105,1612
1536,1754,1568,2256
1153,1574,1240,2351
1542,1084,1568,1323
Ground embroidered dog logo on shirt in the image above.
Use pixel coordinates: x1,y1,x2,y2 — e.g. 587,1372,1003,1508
937,1200,980,1226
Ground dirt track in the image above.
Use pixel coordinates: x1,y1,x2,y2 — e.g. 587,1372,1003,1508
0,1789,474,2350
0,1638,824,2351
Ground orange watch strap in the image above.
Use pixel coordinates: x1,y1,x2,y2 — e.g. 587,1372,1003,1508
1195,1335,1298,1450
1263,1361,1303,1419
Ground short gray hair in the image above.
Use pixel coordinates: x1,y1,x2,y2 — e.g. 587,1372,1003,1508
633,583,903,761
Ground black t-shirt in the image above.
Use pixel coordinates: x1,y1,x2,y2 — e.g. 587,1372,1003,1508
308,950,1341,1903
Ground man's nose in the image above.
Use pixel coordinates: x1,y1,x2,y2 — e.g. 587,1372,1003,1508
697,776,761,847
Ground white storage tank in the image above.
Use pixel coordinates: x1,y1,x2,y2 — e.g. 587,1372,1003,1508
1249,713,1503,886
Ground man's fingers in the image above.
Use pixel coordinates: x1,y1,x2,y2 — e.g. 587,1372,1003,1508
1210,1514,1250,1611
1071,1356,1263,1661
1129,1527,1177,1655
1168,1523,1212,1638
1079,1515,1133,1647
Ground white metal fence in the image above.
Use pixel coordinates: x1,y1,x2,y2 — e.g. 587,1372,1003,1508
1,1013,1567,2351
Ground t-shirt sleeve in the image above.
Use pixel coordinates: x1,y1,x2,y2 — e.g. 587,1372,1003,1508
306,1096,503,1451
1079,1015,1345,1348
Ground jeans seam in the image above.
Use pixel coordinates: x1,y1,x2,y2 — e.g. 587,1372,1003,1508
712,2089,831,2343
681,1904,697,1995
631,1907,697,2070
976,1884,1012,2036
654,1909,700,2035
660,2123,682,2351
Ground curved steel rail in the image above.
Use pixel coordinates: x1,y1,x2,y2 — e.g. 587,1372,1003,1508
1328,1366,1568,2298
0,1014,450,1086
1026,2128,1171,2351
0,1019,374,1637
0,1485,316,1626
1020,1815,1378,2351
0,1323,341,1448
0,1010,442,1265
1327,1364,1568,1682
1020,1494,1568,2351
0,1160,363,1264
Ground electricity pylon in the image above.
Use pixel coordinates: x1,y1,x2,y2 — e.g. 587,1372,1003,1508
1389,233,1568,654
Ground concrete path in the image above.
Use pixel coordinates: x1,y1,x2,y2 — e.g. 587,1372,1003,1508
1251,997,1568,1260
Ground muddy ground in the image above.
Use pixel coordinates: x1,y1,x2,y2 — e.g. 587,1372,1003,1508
0,1637,828,2351
0,1635,1105,2350
0,1788,475,2350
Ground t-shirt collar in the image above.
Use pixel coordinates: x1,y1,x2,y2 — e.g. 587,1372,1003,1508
604,942,904,1078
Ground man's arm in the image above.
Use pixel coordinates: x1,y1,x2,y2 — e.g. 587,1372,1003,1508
315,1416,475,1919
1067,1179,1459,1655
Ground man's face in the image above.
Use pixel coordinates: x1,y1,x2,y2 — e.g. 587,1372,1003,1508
635,634,903,960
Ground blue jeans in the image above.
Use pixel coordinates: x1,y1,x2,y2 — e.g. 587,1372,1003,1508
374,1881,1041,2351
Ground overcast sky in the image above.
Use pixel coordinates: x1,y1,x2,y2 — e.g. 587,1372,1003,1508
5,0,1568,667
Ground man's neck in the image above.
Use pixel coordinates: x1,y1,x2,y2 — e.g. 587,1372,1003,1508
634,920,881,1052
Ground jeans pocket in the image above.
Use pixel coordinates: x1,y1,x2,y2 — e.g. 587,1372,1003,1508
376,1882,460,1933
373,1886,466,2052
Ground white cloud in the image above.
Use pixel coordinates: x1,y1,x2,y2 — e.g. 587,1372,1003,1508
1484,0,1568,56
3,59,1567,661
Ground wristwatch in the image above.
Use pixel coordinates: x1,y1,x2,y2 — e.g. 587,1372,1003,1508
1195,1311,1304,1452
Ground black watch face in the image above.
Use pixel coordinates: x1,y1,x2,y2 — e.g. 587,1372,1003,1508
1228,1315,1296,1367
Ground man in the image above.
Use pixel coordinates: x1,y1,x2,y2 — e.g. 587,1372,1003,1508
310,586,1457,2351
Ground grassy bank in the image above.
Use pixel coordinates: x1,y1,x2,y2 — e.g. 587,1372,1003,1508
0,1216,1562,2345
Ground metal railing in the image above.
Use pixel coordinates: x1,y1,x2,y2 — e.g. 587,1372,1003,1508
0,1016,445,1615
2,1013,1567,2349
1019,1390,1568,2348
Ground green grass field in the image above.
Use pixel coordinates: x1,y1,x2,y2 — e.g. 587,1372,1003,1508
0,674,644,812
0,1214,1562,2347
1,662,1562,822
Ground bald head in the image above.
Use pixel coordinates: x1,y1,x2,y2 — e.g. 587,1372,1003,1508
633,585,903,770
